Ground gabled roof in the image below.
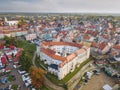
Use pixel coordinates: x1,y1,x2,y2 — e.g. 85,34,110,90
41,41,89,68
103,35,109,39
113,44,120,50
42,41,82,48
7,55,12,59
1,56,8,64
98,42,107,50
91,42,98,47
84,35,90,40
85,30,98,37
41,48,66,61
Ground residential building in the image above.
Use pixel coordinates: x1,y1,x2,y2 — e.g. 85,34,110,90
39,41,90,80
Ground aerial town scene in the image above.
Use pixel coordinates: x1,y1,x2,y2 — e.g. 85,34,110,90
0,0,120,90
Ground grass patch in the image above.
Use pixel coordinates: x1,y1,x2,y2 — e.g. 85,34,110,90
41,85,53,90
11,84,19,90
8,75,16,81
35,57,41,68
35,57,48,70
46,72,65,84
39,60,48,69
18,40,36,60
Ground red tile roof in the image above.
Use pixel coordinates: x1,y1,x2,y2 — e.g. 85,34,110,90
13,48,23,62
85,30,98,37
84,35,90,40
7,55,12,59
91,42,98,47
9,45,15,50
41,48,66,61
75,49,86,55
1,56,8,64
113,45,120,50
98,42,107,50
103,35,109,39
42,42,82,48
41,41,89,67
55,31,68,39
0,46,4,49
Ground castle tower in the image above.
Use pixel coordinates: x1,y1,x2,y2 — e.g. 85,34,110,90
4,17,8,22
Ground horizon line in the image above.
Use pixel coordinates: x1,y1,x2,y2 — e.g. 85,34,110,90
0,11,120,14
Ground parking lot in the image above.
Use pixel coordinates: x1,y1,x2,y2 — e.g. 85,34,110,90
81,72,115,90
0,62,28,90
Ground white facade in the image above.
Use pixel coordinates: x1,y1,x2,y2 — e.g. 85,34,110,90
58,48,90,79
25,33,37,40
40,42,90,80
5,21,18,26
0,34,4,39
50,45,79,55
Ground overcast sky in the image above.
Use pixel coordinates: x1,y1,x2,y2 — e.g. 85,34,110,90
0,0,120,13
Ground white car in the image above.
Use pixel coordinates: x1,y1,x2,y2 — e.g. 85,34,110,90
18,70,26,75
22,75,30,81
24,80,32,87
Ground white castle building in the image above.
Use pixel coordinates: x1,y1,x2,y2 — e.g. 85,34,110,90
39,41,90,80
4,17,18,26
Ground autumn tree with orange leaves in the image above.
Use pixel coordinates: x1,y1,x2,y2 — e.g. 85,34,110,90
30,66,46,89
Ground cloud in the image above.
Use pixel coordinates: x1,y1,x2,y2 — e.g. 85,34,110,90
0,0,120,13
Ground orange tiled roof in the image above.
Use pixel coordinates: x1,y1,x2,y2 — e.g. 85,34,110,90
99,42,107,50
41,41,89,68
113,45,120,50
2,30,28,34
91,42,98,47
41,48,66,61
42,41,82,48
67,53,76,61
85,30,97,37
55,31,68,39
84,35,90,40
103,35,109,39
75,49,86,55
111,51,118,56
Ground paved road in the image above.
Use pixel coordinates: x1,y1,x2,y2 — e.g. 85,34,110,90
32,51,65,90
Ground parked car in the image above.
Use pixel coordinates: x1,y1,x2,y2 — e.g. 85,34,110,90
22,74,30,81
18,70,26,75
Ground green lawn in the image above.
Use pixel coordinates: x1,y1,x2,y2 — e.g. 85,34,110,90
35,57,41,67
39,60,48,69
18,40,36,59
11,84,19,90
35,57,48,70
41,85,53,90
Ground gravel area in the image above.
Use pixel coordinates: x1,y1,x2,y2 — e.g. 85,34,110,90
81,72,115,90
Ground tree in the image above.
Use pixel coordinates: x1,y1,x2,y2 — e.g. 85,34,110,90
19,51,32,71
3,36,18,47
30,67,46,89
18,18,27,28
